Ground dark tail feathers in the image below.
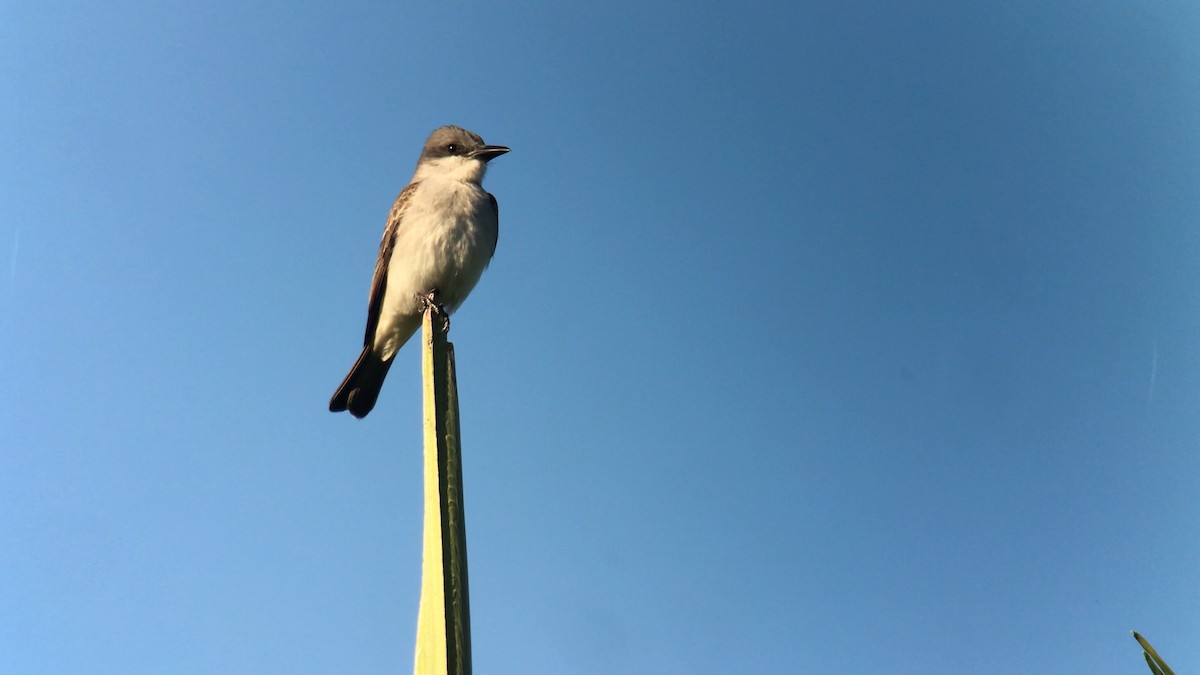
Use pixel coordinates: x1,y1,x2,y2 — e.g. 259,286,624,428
329,347,393,418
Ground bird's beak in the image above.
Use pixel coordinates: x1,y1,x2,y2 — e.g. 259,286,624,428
469,145,510,162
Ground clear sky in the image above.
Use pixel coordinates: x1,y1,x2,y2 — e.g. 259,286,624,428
2,2,1198,673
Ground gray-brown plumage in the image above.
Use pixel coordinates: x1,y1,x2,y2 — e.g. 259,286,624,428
330,126,508,418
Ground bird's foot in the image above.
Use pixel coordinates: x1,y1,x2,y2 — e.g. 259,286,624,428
420,289,450,333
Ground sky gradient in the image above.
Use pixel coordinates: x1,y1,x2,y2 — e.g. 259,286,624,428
3,2,1199,673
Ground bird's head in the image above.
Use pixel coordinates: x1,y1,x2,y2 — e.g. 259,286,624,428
413,125,509,184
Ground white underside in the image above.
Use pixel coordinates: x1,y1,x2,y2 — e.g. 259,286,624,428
373,173,497,360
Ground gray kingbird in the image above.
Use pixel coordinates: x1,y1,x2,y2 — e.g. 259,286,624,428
330,125,509,418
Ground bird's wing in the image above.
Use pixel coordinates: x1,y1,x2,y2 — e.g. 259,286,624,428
487,191,499,258
362,182,419,347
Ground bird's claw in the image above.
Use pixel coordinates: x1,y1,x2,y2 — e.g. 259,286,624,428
420,289,450,333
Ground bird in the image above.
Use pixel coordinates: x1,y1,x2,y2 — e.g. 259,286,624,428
329,125,509,418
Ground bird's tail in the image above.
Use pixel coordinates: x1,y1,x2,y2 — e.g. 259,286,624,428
329,347,394,418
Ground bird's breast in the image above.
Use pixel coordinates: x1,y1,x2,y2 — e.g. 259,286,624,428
384,179,497,316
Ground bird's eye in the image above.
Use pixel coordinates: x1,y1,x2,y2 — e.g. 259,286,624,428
447,144,458,154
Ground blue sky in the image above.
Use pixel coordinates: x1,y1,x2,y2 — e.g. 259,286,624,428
3,1,1198,673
